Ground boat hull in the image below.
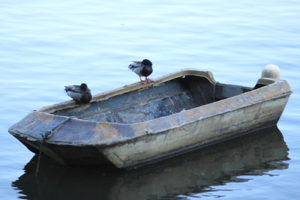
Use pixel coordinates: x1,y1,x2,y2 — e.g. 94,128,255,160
11,93,290,169
8,70,292,169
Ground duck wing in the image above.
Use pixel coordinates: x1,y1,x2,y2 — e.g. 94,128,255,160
64,85,82,101
128,61,143,75
65,85,81,93
128,61,142,70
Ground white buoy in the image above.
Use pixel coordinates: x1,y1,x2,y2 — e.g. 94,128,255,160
261,64,281,79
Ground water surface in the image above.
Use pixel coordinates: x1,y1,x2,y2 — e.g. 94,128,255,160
1,0,300,199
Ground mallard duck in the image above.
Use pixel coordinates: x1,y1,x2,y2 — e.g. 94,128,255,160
64,83,92,104
128,59,153,83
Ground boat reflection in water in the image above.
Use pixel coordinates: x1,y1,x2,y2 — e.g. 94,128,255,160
13,126,289,200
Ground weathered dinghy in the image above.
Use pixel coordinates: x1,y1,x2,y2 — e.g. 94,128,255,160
8,69,291,169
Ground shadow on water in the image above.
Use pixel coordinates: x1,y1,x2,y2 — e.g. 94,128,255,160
12,126,289,200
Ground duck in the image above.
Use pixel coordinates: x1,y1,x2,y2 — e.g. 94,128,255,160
64,83,92,104
128,59,153,83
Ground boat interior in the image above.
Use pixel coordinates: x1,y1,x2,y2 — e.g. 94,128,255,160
53,76,253,124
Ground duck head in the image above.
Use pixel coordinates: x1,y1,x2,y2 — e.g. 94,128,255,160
142,59,152,67
80,83,88,91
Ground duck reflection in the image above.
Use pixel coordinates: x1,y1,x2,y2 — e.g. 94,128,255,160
12,126,289,200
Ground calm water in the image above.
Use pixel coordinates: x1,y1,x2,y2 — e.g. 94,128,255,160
0,0,299,199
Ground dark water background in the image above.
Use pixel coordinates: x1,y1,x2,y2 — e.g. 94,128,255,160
1,0,299,199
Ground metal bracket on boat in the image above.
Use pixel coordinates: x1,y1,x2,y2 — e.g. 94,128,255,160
39,116,75,141
40,130,53,140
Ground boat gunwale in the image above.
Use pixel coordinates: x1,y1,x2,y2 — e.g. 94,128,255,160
38,69,216,114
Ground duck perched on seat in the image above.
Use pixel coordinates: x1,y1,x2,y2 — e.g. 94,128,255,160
129,59,153,83
64,83,92,104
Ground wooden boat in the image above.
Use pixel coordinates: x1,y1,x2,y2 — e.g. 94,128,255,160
8,69,292,169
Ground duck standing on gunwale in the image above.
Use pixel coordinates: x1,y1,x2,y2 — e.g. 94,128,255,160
129,59,153,83
65,83,92,104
